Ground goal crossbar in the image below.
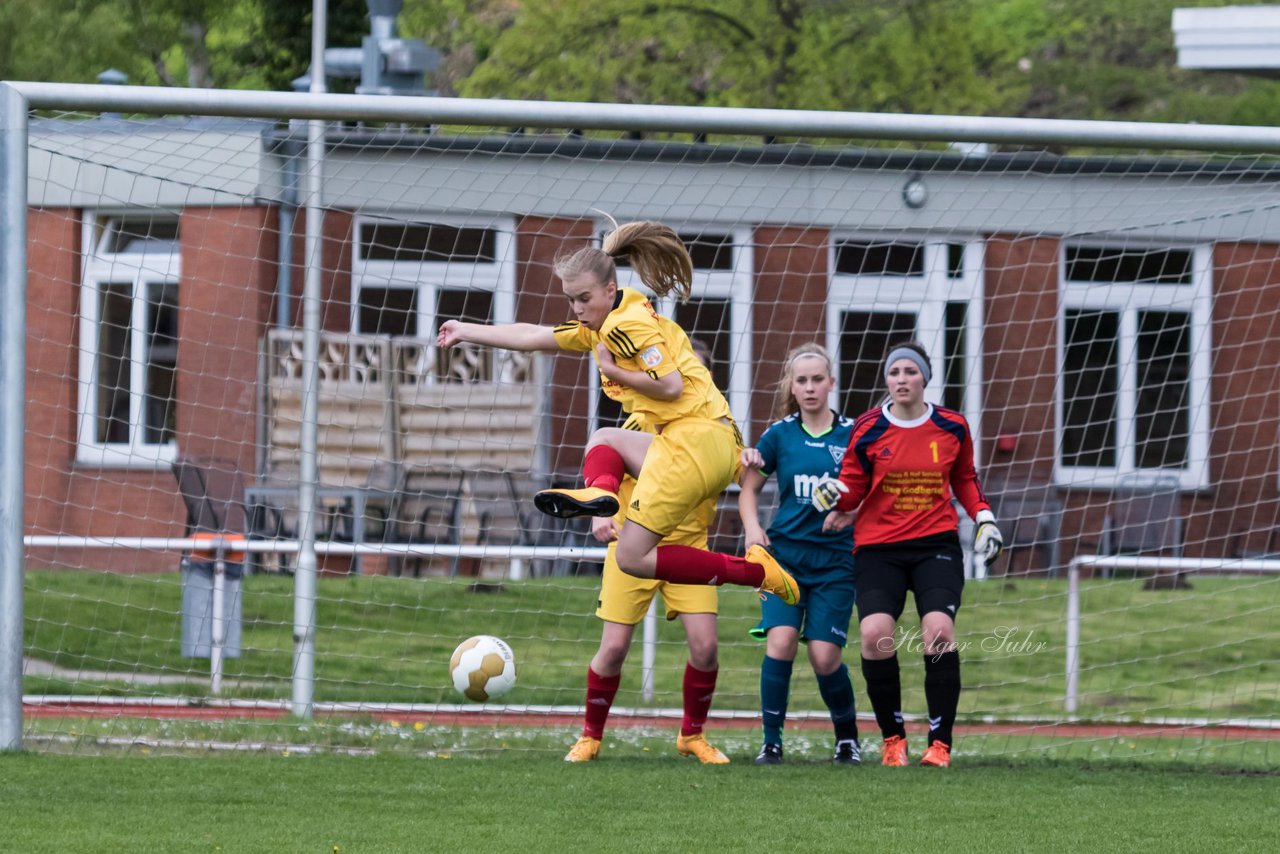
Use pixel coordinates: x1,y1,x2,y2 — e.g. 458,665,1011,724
11,81,1280,152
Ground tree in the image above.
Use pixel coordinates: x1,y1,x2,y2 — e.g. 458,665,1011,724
434,0,1280,125
0,0,369,91
437,0,1067,118
231,0,371,93
2,0,1277,127
1018,0,1280,125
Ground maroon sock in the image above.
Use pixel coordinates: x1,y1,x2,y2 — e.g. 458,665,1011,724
582,445,624,494
583,666,621,739
654,544,765,588
681,663,719,737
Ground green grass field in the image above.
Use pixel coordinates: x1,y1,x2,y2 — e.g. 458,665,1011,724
13,569,1280,851
4,752,1278,853
22,569,1280,722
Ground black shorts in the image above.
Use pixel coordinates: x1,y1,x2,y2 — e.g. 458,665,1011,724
854,531,964,622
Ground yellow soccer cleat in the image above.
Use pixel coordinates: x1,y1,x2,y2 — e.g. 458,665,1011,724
920,740,951,768
881,734,909,767
534,486,620,519
676,733,730,765
564,735,602,762
745,544,799,606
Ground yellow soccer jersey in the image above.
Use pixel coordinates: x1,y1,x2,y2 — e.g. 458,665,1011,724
614,411,717,542
551,288,730,428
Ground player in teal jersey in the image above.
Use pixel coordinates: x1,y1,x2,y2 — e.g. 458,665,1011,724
738,343,861,765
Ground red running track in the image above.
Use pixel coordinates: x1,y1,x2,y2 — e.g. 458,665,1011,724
22,701,1280,740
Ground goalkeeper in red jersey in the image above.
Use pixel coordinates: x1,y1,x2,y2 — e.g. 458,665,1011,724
810,342,1003,768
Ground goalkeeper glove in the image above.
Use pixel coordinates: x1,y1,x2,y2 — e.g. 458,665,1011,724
810,478,849,512
974,509,1004,567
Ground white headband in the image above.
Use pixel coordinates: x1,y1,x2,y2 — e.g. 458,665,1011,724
790,351,830,370
883,347,931,386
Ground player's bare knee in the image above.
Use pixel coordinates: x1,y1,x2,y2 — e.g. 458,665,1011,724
860,616,897,659
765,629,799,662
921,612,956,654
585,426,624,450
807,641,843,675
593,639,630,672
686,639,718,671
614,543,656,578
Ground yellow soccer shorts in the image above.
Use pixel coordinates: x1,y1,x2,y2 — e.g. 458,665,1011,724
626,417,741,538
597,475,718,623
596,534,718,624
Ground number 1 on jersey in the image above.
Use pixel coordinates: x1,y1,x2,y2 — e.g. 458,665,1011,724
930,441,939,463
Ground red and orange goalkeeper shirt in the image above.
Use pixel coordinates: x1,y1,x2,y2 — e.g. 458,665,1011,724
834,403,990,548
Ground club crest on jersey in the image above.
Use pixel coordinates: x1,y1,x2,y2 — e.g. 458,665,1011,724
829,446,845,465
640,345,663,368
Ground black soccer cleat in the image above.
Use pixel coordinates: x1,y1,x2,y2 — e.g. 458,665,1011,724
754,743,783,766
533,486,620,519
832,739,862,766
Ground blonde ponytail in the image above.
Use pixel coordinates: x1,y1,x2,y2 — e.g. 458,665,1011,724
602,221,693,302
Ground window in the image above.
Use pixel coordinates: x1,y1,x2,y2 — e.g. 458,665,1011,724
78,215,181,466
828,238,984,436
1056,245,1209,489
599,228,754,438
352,216,515,382
838,310,916,417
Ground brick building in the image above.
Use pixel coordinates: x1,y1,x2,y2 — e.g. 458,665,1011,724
22,118,1280,573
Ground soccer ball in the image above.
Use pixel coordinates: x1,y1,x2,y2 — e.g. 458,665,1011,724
449,635,517,702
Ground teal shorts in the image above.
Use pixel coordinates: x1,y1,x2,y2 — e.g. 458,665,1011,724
750,539,856,648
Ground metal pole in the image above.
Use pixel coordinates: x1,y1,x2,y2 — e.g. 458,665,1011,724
0,83,29,751
276,142,300,331
291,0,327,720
15,81,1280,154
1065,559,1080,714
211,551,226,695
641,600,657,703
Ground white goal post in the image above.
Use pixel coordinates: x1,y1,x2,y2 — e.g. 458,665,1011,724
6,81,1280,755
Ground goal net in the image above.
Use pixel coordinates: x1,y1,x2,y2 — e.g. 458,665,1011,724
7,86,1280,765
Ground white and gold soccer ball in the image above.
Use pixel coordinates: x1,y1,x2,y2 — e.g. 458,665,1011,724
449,635,517,702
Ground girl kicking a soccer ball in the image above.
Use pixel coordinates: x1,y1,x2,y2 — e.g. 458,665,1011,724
438,219,798,760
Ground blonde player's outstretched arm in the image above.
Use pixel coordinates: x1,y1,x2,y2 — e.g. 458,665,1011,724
437,319,559,352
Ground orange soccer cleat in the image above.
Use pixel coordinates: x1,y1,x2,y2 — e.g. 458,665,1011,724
745,545,799,606
564,735,602,762
920,740,951,768
881,734,909,767
676,733,730,765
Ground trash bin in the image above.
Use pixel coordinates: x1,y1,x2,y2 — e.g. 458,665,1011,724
180,556,244,658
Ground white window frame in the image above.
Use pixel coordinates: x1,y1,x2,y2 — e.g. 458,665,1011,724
826,237,986,450
592,225,754,441
1054,243,1211,491
77,213,181,468
350,214,517,356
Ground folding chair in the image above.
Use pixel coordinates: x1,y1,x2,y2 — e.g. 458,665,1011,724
1101,475,1187,587
394,468,468,577
172,456,248,538
989,477,1064,577
173,456,277,572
